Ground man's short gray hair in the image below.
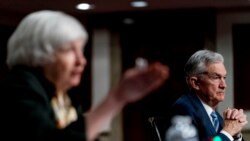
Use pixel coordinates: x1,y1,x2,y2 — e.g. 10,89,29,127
184,49,224,78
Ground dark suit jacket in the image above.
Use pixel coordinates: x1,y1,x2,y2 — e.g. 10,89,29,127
0,66,86,141
170,92,234,141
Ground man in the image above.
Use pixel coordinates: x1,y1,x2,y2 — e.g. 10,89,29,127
170,49,248,141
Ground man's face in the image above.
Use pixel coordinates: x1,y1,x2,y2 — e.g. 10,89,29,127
197,62,227,106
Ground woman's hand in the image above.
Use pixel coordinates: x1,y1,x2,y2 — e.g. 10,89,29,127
111,62,169,104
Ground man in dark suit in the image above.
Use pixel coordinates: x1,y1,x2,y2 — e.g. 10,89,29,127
170,49,248,141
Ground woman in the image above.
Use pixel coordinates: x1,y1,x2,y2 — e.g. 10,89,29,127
0,10,169,141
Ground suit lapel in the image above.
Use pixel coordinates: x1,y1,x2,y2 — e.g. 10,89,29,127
188,93,217,135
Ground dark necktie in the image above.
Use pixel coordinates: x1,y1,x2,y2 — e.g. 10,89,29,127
211,111,219,132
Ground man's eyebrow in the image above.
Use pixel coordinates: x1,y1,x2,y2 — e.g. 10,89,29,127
209,72,227,77
203,71,227,76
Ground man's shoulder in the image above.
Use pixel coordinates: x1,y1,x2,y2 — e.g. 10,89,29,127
171,93,200,114
174,93,192,104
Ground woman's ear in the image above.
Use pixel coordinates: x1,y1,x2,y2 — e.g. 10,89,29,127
189,76,200,90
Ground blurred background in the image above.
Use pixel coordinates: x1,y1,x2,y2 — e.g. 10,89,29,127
1,0,250,140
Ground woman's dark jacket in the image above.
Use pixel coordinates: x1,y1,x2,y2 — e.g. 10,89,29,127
0,66,86,141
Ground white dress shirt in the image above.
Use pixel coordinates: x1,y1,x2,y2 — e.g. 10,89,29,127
198,97,242,141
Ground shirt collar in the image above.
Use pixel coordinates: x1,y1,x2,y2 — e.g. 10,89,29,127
197,96,214,115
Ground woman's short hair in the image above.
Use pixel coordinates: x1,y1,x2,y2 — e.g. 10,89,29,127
7,10,88,68
184,49,224,78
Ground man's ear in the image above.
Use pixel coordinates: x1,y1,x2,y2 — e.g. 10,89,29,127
189,76,200,90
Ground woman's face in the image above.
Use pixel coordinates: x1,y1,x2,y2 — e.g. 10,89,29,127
44,39,87,92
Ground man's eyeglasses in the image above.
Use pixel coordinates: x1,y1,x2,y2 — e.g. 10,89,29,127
199,72,227,83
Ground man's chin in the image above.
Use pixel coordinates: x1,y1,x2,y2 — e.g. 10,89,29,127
218,96,225,101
